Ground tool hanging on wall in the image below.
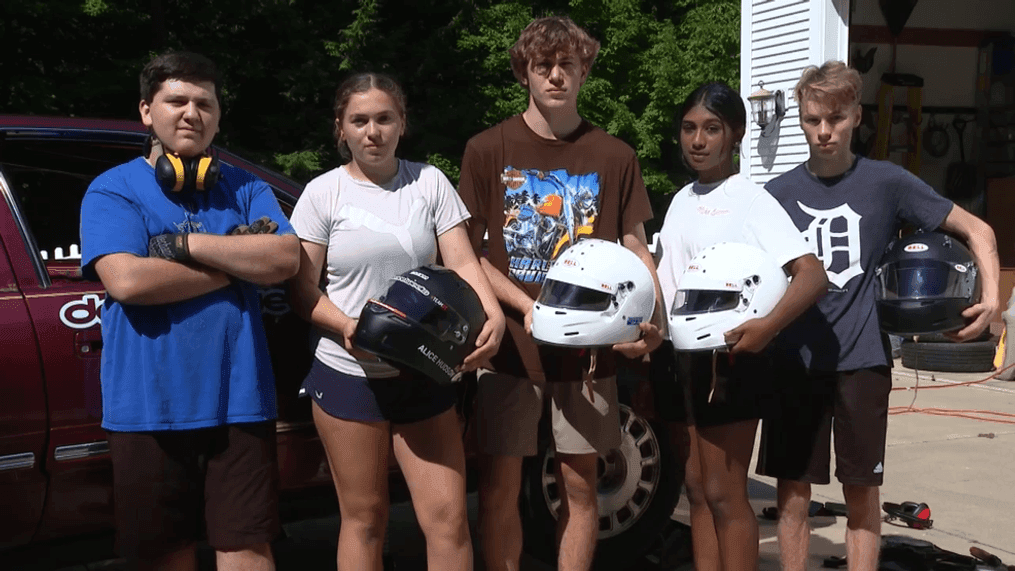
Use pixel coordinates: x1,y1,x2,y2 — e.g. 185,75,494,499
923,115,950,158
945,116,977,200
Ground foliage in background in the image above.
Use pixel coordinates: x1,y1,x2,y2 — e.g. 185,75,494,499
2,0,739,226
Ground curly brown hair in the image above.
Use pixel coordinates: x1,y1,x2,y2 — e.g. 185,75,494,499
508,16,600,86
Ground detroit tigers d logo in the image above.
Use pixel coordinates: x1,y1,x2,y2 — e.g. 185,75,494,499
797,202,863,289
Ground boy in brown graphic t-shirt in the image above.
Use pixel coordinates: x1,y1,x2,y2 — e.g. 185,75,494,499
457,15,665,571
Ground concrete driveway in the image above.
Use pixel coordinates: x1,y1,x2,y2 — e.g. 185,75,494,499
686,358,1015,570
14,360,1014,570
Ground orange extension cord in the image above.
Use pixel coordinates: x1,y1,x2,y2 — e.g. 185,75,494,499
890,361,1015,426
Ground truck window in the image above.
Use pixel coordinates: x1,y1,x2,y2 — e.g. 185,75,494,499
0,137,140,279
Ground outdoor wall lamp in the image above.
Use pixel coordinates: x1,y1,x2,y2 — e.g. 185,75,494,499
748,81,785,136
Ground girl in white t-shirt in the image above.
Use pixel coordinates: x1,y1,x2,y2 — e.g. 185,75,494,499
650,82,827,571
288,73,505,570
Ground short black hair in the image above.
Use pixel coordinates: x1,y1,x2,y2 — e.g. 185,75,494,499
140,51,222,104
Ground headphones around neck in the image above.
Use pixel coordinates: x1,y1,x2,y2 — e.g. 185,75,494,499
146,135,221,192
155,151,221,192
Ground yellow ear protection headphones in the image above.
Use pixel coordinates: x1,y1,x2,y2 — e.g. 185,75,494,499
146,134,221,192
155,151,221,192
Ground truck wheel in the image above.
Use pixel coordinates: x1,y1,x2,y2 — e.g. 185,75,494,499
520,403,682,570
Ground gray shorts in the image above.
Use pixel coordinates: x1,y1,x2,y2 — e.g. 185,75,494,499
475,370,621,456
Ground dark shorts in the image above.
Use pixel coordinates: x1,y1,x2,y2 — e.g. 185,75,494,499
648,342,690,423
756,366,892,486
107,421,280,561
302,358,457,424
680,349,783,427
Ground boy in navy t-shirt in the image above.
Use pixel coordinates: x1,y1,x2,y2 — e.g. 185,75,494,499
80,51,299,569
756,61,999,571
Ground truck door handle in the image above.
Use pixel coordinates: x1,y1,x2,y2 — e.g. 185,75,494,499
75,329,102,356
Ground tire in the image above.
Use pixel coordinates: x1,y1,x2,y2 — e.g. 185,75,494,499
899,339,997,372
905,330,993,344
520,403,683,570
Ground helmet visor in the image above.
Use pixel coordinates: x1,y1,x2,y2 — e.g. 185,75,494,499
877,259,972,300
538,279,614,311
379,280,470,343
671,289,741,315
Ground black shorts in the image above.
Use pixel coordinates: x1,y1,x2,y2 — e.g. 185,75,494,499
648,342,689,423
756,366,892,486
107,421,280,561
681,349,783,427
302,358,457,424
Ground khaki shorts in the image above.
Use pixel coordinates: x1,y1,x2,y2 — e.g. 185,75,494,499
475,370,621,456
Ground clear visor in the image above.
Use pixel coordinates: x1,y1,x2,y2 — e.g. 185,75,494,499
877,260,971,300
537,279,614,311
671,289,742,315
378,280,468,341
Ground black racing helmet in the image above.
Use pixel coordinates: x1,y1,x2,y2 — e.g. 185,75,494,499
874,231,980,336
353,264,486,385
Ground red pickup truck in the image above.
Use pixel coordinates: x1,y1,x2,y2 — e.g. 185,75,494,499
0,116,681,569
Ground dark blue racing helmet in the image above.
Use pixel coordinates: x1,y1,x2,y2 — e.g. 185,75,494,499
353,264,486,385
875,231,980,336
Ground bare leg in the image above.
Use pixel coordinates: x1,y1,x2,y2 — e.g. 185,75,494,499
216,543,274,571
843,484,880,571
554,452,600,571
477,454,524,571
313,403,391,571
136,543,197,571
393,408,472,571
674,423,721,571
776,479,812,571
696,419,760,571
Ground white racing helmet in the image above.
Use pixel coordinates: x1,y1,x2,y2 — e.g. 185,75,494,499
532,238,656,347
669,242,788,351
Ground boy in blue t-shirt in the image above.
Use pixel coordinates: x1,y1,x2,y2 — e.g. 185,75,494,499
80,51,299,570
756,61,999,571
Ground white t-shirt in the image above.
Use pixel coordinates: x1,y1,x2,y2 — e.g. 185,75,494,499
656,174,811,329
290,160,471,377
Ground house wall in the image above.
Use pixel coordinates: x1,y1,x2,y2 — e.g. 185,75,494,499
741,0,849,184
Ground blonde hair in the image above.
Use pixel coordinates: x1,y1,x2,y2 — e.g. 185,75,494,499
794,60,862,109
509,16,600,86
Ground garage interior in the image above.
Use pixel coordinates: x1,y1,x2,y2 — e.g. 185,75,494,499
848,0,1015,324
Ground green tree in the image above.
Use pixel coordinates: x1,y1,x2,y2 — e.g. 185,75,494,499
2,0,740,209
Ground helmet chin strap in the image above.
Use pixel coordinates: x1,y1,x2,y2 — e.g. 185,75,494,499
583,348,599,404
708,349,735,404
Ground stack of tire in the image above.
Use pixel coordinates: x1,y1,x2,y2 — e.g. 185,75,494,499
899,332,997,373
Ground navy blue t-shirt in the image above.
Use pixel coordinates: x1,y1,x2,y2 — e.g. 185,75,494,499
766,157,953,371
80,157,296,431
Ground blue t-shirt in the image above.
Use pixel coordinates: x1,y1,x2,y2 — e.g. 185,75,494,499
80,156,296,431
766,157,953,371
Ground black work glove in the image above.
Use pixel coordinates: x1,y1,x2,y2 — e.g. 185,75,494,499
148,233,191,261
230,216,279,236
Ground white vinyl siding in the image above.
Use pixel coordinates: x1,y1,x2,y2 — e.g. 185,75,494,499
741,0,850,184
